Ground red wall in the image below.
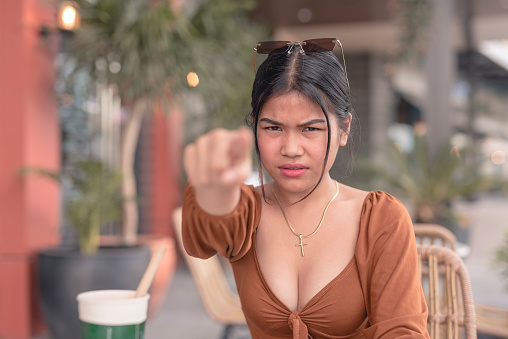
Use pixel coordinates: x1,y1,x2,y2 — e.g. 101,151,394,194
149,106,182,238
0,0,60,337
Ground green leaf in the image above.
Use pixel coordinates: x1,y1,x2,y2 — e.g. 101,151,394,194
355,134,495,227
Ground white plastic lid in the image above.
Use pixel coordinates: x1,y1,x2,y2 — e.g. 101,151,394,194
77,290,150,326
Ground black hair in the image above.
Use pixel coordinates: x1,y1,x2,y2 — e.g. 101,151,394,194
247,44,353,203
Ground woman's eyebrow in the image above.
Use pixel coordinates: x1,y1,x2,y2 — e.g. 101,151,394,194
259,118,281,125
259,118,326,126
297,119,326,127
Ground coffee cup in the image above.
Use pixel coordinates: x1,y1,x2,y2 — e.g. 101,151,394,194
77,290,149,339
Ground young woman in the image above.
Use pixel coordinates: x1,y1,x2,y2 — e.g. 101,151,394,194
182,39,429,339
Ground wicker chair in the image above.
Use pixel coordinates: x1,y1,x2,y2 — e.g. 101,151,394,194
417,245,477,339
172,207,247,339
414,223,457,251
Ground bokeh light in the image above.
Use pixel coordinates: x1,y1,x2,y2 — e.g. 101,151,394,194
491,150,506,165
297,8,312,23
187,72,199,87
58,2,80,30
109,61,121,74
62,7,76,25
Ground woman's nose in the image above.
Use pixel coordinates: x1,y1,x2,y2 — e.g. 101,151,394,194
281,132,304,157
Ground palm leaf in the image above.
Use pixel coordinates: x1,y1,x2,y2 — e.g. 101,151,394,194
355,134,493,226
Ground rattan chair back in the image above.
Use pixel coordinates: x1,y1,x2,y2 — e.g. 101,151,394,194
417,245,477,339
414,224,457,251
172,207,246,327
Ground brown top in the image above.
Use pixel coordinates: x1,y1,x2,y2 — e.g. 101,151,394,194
182,184,430,339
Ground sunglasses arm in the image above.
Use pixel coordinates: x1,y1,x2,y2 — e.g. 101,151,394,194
253,46,257,76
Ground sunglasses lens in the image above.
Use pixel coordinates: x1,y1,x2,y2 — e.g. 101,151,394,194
303,38,336,53
256,41,290,54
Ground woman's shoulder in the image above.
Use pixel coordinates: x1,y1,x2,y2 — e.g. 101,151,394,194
357,189,413,238
334,182,406,211
361,190,408,215
338,183,370,205
336,184,412,232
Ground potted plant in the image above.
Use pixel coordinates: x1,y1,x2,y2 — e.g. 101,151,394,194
61,160,123,254
23,160,152,339
355,132,492,241
62,0,267,246
45,0,268,323
56,0,267,322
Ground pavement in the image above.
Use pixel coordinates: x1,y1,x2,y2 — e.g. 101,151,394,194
145,264,225,339
30,193,508,339
455,193,508,309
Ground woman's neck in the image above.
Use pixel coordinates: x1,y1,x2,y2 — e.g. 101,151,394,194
271,175,337,209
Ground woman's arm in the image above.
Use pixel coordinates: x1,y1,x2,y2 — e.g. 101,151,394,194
357,192,430,339
182,127,260,261
182,183,261,261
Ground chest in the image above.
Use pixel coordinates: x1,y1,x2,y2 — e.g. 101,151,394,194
255,200,362,311
231,235,367,338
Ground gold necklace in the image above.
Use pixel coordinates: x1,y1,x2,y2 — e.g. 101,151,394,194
272,181,339,257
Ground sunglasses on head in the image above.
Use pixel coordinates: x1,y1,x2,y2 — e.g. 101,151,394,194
252,38,350,90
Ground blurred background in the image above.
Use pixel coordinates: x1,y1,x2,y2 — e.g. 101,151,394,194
1,0,508,338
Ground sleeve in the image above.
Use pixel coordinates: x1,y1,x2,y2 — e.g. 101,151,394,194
356,191,430,339
181,183,262,262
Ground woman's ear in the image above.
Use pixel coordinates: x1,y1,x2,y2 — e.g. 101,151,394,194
339,113,352,146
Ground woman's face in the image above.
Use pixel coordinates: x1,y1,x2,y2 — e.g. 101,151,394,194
257,92,349,194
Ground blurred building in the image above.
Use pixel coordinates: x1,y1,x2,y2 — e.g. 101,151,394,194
0,1,181,338
0,2,60,338
252,0,508,178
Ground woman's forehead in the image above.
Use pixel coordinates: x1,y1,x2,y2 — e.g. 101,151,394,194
260,93,322,117
259,92,338,125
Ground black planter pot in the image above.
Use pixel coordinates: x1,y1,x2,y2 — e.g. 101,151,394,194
38,245,151,339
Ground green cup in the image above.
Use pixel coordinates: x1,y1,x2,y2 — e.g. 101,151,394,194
77,290,149,339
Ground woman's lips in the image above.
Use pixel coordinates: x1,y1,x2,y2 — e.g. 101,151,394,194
279,164,308,177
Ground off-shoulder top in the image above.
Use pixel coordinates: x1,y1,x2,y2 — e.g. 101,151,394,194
182,184,430,339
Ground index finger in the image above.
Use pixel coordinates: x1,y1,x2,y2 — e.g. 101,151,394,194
229,127,253,165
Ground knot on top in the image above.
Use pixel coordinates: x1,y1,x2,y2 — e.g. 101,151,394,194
288,310,309,339
288,311,300,327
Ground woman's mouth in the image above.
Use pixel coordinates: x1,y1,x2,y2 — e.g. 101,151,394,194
279,164,308,178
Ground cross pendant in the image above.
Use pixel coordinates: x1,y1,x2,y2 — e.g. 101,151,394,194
295,234,308,257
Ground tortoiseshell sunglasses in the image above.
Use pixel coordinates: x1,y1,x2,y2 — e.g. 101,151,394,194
252,38,349,90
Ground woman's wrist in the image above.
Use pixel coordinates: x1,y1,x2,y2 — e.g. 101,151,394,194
194,184,242,216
